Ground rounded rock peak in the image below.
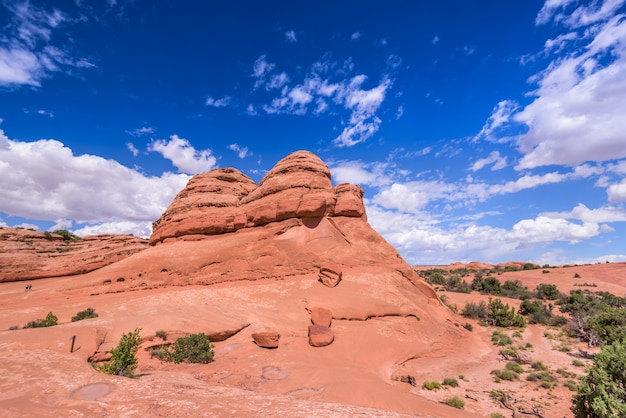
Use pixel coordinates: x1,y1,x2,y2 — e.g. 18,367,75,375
259,150,331,187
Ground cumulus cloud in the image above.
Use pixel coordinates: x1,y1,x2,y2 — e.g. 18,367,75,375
366,202,607,265
329,160,397,187
607,180,626,202
0,129,189,229
512,2,626,169
0,1,94,87
73,220,153,238
148,134,217,174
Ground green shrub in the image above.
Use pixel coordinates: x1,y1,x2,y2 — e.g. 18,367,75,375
444,396,464,409
155,330,167,340
572,359,585,367
463,322,473,331
492,369,518,381
442,377,458,387
491,330,513,346
563,379,578,391
25,312,58,328
100,328,141,377
161,333,214,364
505,362,524,374
422,381,442,390
487,298,526,328
490,413,504,418
535,283,561,300
71,308,98,322
573,338,626,417
8,325,19,330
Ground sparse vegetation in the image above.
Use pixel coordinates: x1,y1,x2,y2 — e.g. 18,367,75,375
8,325,19,330
573,338,626,417
156,330,167,340
71,308,98,322
161,333,214,364
443,396,464,409
422,381,442,390
572,359,585,367
505,361,524,374
442,377,458,387
24,312,58,328
52,229,81,241
100,328,141,377
492,368,519,381
491,330,513,346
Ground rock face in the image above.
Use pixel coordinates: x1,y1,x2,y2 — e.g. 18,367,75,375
150,151,366,245
0,228,148,283
310,307,333,328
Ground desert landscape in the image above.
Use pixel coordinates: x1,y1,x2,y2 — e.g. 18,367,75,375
1,151,625,417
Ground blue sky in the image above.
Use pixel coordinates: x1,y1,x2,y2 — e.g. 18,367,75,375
1,0,626,265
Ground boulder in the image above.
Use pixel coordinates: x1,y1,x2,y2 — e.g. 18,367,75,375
310,307,333,327
251,332,280,349
308,325,334,347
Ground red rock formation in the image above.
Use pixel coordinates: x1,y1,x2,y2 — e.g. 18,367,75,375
252,332,280,348
0,227,148,283
308,325,334,347
149,151,366,245
310,307,333,327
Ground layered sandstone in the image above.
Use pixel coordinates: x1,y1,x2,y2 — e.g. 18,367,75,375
150,151,366,245
0,227,148,283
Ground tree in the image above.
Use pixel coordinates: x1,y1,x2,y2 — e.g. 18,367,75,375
573,339,626,417
100,328,141,377
487,298,525,328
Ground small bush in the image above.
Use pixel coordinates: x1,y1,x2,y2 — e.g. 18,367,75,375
155,330,167,340
161,333,214,364
100,328,141,377
444,396,464,409
531,361,549,371
563,379,578,391
492,369,518,381
490,413,504,418
574,273,581,278
463,322,473,331
491,330,513,346
71,308,98,322
8,325,19,330
25,312,58,328
505,362,524,374
461,301,488,320
572,359,585,367
442,377,458,387
422,381,442,390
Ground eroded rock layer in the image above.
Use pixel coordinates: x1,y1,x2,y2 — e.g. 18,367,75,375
149,151,366,245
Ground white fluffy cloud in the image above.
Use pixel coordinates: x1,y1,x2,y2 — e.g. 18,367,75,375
0,129,189,232
148,134,217,174
513,1,626,169
470,151,507,172
228,143,251,159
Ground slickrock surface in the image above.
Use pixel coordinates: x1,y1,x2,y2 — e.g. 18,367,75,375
0,227,148,283
0,151,492,417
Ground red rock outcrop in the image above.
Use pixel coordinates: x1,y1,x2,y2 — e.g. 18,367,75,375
149,151,366,245
252,332,280,348
0,227,148,283
310,307,333,327
308,324,334,347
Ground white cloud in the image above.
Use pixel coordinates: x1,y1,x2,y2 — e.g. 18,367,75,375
228,143,251,159
205,96,232,107
536,0,577,25
149,134,217,174
73,220,153,238
607,180,626,202
470,151,507,172
126,126,154,137
472,100,518,142
543,203,626,223
126,142,139,156
285,30,297,43
351,32,361,40
0,2,94,87
329,160,396,187
432,35,440,44
37,109,54,117
513,5,626,169
249,54,393,147
0,129,189,226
